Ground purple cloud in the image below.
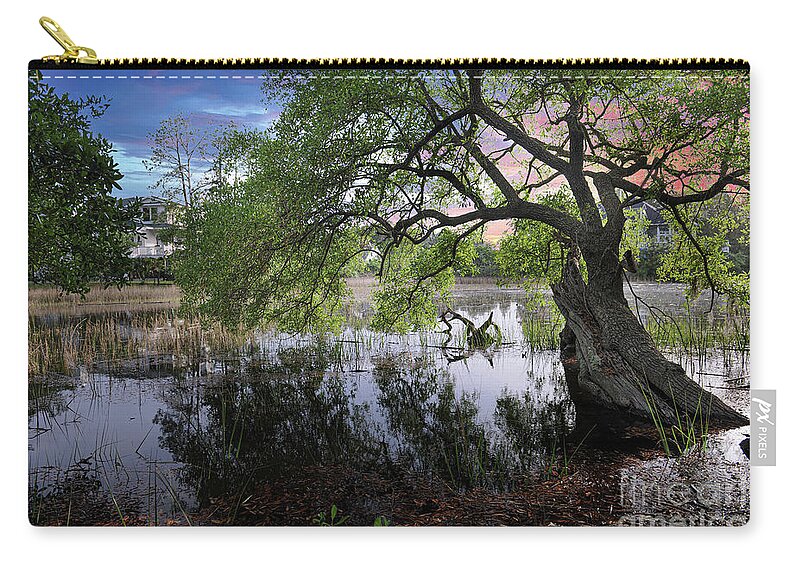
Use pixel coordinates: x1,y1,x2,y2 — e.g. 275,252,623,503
38,70,278,198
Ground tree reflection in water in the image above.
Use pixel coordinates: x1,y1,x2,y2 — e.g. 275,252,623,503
154,341,575,504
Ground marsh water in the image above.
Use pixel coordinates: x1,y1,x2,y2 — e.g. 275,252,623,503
28,283,750,525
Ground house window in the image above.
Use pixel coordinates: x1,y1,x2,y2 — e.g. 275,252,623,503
655,225,673,244
142,206,161,222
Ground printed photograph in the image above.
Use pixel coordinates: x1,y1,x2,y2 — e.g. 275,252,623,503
28,66,750,526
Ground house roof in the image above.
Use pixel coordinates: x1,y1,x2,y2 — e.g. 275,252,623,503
630,200,668,225
120,195,178,207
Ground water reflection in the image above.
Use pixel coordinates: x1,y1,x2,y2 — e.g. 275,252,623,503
29,301,577,523
28,288,749,525
151,346,575,504
155,374,382,509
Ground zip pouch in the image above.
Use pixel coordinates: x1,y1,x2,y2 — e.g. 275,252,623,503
28,17,751,527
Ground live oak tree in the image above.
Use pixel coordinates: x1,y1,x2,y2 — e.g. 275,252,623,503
28,75,139,294
179,68,749,430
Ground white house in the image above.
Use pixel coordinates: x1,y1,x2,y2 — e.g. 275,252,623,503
123,196,178,259
634,201,674,247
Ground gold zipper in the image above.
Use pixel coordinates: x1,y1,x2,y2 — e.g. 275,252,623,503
39,17,98,65
36,16,748,70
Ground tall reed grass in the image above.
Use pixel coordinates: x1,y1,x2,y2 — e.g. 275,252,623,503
29,284,180,308
28,311,252,377
643,309,750,361
521,294,749,358
521,297,563,351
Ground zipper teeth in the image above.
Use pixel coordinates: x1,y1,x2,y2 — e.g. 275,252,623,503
34,57,749,69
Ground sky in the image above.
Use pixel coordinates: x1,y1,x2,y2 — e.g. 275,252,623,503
39,69,280,198
38,69,514,241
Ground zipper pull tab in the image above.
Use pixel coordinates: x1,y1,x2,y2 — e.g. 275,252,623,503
39,16,98,64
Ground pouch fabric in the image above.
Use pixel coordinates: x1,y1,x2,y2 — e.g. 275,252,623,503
28,62,751,527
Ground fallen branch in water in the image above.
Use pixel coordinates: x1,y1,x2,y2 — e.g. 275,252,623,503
439,308,502,349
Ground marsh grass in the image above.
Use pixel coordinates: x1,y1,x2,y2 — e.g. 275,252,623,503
28,311,254,377
521,292,750,358
543,427,594,480
519,292,563,351
638,380,712,456
644,309,750,362
29,284,180,308
522,315,562,351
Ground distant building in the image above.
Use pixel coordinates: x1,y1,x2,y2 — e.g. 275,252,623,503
122,196,179,259
632,201,673,247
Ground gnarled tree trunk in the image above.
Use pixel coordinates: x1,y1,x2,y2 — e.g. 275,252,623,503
551,233,747,437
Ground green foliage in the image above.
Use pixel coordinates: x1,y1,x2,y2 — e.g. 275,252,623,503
636,243,669,281
371,232,468,332
620,207,652,264
28,74,138,295
208,125,269,198
657,194,750,307
313,504,349,526
497,186,650,286
130,257,173,283
175,69,747,332
497,187,579,285
489,69,748,182
469,242,499,277
144,117,270,261
177,177,360,332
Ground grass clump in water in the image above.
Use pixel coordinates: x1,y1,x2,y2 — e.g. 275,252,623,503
28,311,254,377
638,380,712,457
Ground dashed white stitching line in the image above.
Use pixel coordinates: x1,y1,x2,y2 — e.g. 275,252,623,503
38,72,739,80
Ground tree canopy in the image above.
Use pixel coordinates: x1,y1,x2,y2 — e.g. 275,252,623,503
177,68,749,331
28,74,139,294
